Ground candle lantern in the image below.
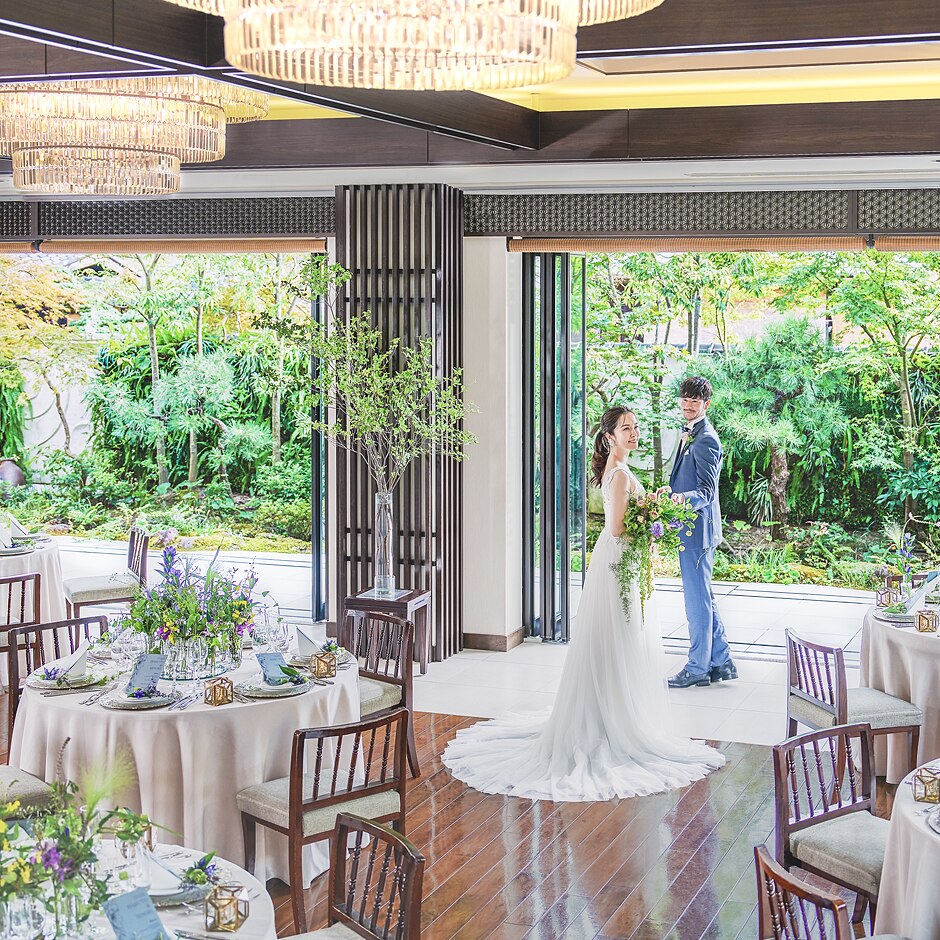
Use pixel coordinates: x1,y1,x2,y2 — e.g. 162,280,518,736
204,676,235,706
313,650,337,679
204,883,250,932
912,766,940,803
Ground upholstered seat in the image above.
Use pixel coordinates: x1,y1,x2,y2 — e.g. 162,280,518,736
790,812,890,897
360,677,402,716
294,926,361,940
235,776,400,838
63,571,140,604
0,765,53,811
789,686,923,732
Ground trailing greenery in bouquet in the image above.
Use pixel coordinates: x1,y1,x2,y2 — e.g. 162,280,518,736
615,489,697,618
126,547,258,671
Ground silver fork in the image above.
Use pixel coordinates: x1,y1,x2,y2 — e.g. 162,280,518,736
81,682,117,705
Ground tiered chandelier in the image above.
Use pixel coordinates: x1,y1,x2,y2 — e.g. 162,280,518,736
162,0,666,90
0,76,268,196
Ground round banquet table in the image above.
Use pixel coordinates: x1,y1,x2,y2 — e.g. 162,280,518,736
860,608,940,783
0,538,66,623
9,659,360,886
873,764,940,938
91,844,276,940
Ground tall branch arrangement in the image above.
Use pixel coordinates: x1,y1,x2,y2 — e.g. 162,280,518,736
287,257,476,493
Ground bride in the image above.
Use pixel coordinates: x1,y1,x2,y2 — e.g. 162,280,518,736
442,406,726,801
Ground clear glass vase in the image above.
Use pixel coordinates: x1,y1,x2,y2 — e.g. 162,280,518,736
373,490,395,596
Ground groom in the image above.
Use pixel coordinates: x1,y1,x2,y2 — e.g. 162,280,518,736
666,377,736,689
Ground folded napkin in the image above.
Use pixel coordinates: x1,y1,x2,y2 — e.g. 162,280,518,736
295,625,319,658
59,640,91,678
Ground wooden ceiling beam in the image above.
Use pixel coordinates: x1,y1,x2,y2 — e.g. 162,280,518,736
0,0,539,149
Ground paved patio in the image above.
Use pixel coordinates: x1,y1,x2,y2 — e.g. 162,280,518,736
58,538,869,748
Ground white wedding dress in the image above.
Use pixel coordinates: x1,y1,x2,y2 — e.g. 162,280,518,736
442,466,726,801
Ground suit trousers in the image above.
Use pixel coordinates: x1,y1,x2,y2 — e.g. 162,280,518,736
678,545,731,677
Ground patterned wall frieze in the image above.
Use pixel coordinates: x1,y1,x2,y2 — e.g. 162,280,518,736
37,196,335,238
0,202,30,239
464,190,852,236
857,189,940,232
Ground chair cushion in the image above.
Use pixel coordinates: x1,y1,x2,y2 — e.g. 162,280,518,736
789,812,889,896
789,687,923,731
294,924,361,939
0,765,52,810
63,570,139,603
235,776,400,838
359,677,403,716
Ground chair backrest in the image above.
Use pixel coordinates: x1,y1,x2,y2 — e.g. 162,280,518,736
786,631,848,726
7,615,109,729
885,571,929,590
329,812,425,940
0,573,41,630
290,708,409,823
127,527,149,584
772,723,875,867
343,612,414,690
755,845,853,939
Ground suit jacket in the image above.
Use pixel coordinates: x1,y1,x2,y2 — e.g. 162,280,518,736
669,417,723,553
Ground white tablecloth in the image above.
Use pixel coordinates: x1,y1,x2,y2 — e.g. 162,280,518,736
874,766,940,938
860,608,940,783
10,660,360,885
91,844,276,940
0,539,66,623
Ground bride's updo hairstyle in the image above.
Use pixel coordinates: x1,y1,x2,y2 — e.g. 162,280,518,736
591,406,633,487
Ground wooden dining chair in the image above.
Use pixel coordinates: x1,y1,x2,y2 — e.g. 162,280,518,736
294,813,425,940
63,526,149,618
340,611,419,777
786,631,922,780
754,844,913,939
0,572,41,658
773,723,889,931
236,708,409,934
6,614,109,735
884,571,930,591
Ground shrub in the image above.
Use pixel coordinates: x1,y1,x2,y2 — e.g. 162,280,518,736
252,500,312,541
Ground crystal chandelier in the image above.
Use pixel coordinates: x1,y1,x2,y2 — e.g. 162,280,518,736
164,0,578,91
0,76,268,195
578,0,666,25
12,148,180,196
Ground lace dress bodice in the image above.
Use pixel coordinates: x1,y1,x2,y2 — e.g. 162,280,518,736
601,466,644,533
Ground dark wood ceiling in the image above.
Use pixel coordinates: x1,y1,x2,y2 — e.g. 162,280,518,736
0,0,938,171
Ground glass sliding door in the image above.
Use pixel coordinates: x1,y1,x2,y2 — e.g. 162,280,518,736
310,290,328,622
522,253,586,643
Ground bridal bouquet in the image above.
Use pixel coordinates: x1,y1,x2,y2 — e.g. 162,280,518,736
615,489,697,619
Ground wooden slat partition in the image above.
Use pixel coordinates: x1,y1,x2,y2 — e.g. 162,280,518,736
334,184,464,662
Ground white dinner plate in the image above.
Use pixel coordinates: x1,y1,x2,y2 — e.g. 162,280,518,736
927,807,940,836
100,692,175,710
0,544,33,556
25,671,101,690
235,679,310,699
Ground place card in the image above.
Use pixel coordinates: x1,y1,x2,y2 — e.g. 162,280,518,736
125,653,167,697
295,625,318,658
59,640,91,679
256,651,290,685
103,886,172,940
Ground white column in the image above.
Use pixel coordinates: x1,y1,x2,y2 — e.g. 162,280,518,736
461,237,523,651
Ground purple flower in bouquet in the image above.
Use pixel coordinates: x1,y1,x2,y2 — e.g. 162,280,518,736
651,521,665,539
40,666,61,681
668,519,683,530
37,840,77,882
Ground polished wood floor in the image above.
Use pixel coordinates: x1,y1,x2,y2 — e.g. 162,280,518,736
271,712,777,939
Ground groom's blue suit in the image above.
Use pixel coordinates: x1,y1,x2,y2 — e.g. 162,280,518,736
669,417,731,678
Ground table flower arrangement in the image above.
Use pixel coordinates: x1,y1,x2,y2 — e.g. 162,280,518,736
0,758,154,937
615,488,697,619
125,547,259,679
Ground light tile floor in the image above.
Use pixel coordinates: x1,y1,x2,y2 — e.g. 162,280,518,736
57,539,867,749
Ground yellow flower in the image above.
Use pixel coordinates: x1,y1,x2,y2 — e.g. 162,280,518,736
4,802,19,815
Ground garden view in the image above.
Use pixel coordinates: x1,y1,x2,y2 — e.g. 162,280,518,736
1,248,937,590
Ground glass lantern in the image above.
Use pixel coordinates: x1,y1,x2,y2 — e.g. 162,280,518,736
204,883,250,932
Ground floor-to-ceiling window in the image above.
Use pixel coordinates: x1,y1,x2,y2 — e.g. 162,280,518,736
522,253,586,642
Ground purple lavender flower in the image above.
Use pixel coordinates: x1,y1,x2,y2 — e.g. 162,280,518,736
40,666,61,681
668,520,683,530
651,521,665,539
38,840,77,882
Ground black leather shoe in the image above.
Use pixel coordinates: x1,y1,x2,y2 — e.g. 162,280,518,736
709,660,739,682
667,668,711,689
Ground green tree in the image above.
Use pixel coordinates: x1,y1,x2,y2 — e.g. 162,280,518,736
694,316,849,528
